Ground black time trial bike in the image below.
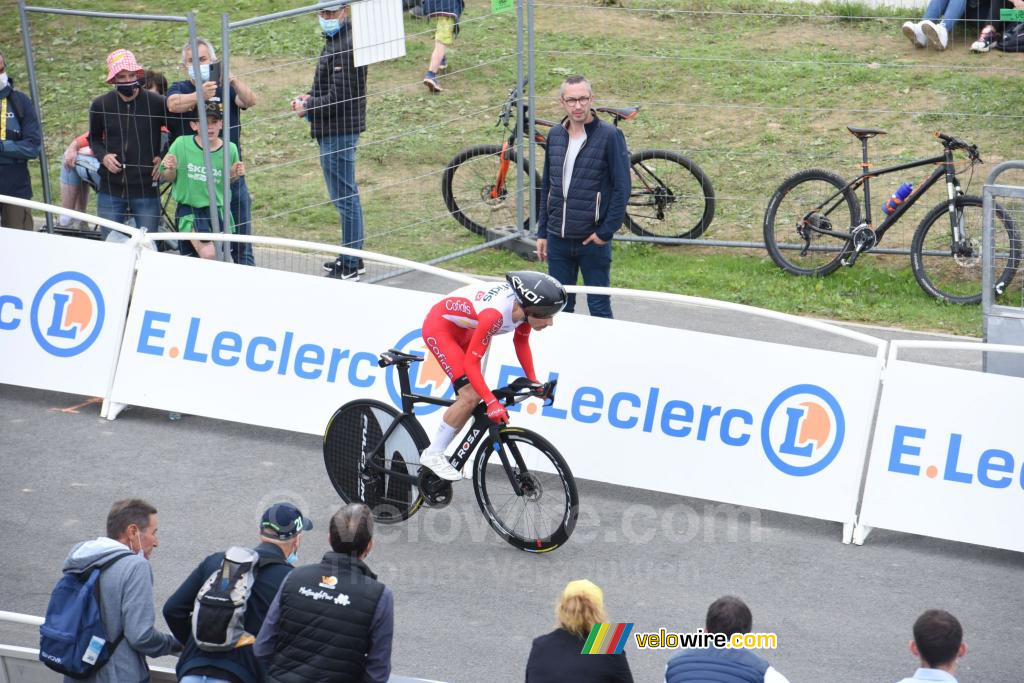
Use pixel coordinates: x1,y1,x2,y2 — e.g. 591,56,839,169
763,127,1019,304
441,83,716,240
323,349,579,553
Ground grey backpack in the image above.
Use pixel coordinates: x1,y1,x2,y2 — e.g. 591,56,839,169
191,547,261,651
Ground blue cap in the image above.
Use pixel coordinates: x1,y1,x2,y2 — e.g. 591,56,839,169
260,502,312,540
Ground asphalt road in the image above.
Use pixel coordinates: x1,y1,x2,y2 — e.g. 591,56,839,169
1,260,1019,681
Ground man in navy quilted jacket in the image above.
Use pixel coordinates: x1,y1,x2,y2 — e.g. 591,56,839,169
536,75,630,319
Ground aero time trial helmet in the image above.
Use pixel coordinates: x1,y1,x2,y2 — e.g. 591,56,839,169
505,271,567,318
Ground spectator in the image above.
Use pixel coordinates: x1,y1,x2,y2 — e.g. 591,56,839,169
167,39,257,266
420,0,462,93
142,69,168,96
664,596,789,683
525,579,633,683
89,49,167,240
292,4,368,281
896,609,967,683
58,132,96,230
536,75,629,319
160,99,244,260
163,502,311,683
0,49,42,230
254,503,393,683
969,0,1024,52
902,1,967,50
60,499,180,682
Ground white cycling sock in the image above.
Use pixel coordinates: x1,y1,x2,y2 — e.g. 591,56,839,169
428,420,458,453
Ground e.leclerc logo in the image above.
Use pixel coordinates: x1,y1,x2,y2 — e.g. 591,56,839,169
760,384,844,476
387,329,455,416
0,271,105,357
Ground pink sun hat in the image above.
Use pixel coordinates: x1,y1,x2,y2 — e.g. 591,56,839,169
104,49,145,84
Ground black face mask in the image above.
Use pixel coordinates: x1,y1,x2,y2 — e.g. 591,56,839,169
115,81,139,97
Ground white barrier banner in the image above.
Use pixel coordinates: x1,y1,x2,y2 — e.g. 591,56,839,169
109,250,443,435
479,312,882,524
0,228,134,397
859,360,1024,552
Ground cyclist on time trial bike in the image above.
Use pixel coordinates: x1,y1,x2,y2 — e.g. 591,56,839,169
418,271,568,481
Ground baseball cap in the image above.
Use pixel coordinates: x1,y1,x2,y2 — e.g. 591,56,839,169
105,49,145,84
260,502,313,540
561,579,604,608
203,98,224,120
320,4,344,10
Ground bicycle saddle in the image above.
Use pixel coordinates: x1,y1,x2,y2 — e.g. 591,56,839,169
596,106,640,122
847,126,886,139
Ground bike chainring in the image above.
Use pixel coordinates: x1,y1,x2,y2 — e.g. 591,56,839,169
417,469,453,508
851,224,877,252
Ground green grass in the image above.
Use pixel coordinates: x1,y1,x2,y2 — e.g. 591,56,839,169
4,0,1020,338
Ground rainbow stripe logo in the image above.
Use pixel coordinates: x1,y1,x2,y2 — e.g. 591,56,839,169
581,622,634,654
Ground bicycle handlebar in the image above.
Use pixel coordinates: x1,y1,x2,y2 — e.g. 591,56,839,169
492,376,557,407
935,131,982,163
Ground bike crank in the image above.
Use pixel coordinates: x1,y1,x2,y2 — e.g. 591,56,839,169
417,469,453,508
841,224,877,267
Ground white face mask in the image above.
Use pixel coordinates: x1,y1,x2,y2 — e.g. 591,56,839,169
132,529,146,557
0,73,8,90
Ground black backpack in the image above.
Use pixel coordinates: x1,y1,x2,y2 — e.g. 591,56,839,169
997,23,1024,52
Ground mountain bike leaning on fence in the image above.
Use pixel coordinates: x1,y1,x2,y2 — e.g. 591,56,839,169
763,127,1020,304
323,349,579,552
441,83,716,240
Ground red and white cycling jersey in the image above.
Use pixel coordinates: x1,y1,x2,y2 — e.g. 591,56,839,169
421,281,535,405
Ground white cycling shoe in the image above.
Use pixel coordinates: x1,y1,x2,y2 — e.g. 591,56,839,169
419,450,462,481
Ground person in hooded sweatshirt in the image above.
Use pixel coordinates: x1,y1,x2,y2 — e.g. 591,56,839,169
61,498,181,682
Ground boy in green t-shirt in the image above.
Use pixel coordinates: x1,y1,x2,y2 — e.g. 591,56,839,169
160,99,243,259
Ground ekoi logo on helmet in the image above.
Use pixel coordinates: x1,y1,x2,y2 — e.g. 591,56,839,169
760,384,844,476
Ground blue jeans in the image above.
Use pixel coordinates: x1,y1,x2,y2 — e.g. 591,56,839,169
924,0,966,32
230,175,254,265
318,133,364,269
180,676,233,683
546,235,613,318
97,192,160,240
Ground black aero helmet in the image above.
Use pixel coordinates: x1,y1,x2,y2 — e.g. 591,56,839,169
505,271,567,318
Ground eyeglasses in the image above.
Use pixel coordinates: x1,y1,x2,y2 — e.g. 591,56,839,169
562,96,592,107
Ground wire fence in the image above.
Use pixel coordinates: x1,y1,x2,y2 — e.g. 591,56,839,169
11,0,1024,277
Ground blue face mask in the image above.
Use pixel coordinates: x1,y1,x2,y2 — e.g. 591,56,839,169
287,551,299,565
197,63,211,82
319,17,341,37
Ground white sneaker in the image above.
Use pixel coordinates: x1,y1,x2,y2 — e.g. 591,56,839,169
921,20,948,50
902,21,927,48
419,450,461,481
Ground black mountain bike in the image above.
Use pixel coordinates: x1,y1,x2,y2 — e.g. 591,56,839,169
763,127,1020,304
442,83,715,240
323,349,579,553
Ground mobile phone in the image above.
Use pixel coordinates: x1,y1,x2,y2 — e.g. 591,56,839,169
208,61,222,85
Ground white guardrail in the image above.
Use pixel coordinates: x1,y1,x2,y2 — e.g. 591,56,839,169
3,196,1023,554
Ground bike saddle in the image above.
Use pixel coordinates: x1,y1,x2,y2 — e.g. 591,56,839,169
846,126,886,139
596,106,640,122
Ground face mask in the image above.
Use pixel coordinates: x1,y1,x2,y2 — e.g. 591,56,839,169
0,73,8,90
194,63,211,82
286,551,299,566
132,529,146,557
319,17,341,37
115,81,139,97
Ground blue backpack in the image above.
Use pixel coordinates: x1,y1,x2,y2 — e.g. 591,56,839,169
39,552,131,679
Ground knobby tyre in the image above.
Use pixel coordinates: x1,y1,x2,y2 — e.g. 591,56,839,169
625,149,716,239
323,400,428,523
763,169,860,276
472,427,579,552
441,144,541,236
910,195,1020,304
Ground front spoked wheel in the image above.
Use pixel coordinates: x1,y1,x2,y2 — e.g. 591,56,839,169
441,144,541,236
323,400,428,523
472,427,578,552
763,169,860,276
625,150,716,239
910,195,1020,304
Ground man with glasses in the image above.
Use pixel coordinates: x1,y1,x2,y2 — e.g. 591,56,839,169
0,49,42,230
536,75,630,319
291,4,368,281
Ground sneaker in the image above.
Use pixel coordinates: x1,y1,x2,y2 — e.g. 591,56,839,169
971,27,998,53
357,258,366,275
921,20,948,50
324,260,360,280
419,450,461,481
423,71,442,93
438,55,447,71
902,21,927,48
